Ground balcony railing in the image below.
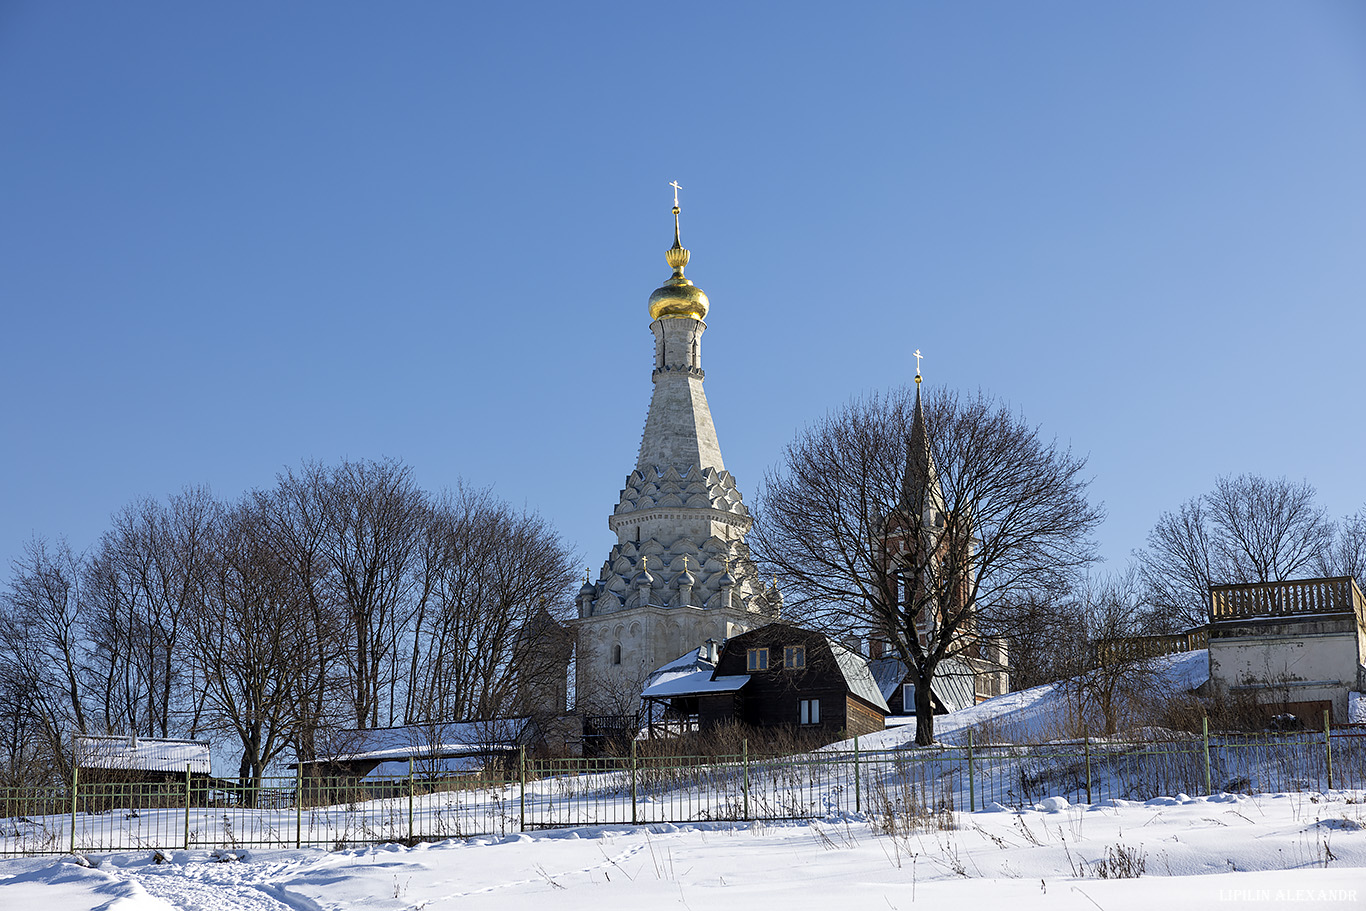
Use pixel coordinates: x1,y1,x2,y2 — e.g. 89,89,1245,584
1096,627,1208,664
1209,576,1365,622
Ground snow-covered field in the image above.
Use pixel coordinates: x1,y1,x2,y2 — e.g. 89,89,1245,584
6,651,1364,907
2,792,1364,909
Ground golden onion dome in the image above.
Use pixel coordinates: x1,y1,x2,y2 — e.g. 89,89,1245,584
648,204,709,321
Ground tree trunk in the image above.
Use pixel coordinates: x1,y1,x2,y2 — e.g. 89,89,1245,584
913,671,936,745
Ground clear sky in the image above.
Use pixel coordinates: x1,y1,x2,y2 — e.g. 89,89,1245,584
2,1,1364,581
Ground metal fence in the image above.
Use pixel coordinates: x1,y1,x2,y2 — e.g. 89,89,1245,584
4,727,1364,855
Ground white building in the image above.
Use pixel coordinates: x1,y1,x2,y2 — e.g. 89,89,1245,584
571,196,778,715
1207,576,1366,724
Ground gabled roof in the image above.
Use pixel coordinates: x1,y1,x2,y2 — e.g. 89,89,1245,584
829,640,891,713
867,655,978,715
75,736,211,775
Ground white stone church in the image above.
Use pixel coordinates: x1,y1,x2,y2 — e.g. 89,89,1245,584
570,197,779,713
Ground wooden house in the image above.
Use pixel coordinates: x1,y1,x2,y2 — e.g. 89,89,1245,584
641,623,888,739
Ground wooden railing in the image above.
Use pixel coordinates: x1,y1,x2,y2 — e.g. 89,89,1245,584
1097,627,1208,664
1209,576,1365,622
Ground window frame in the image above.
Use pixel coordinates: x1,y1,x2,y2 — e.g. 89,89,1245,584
784,644,806,670
799,698,821,725
746,647,770,672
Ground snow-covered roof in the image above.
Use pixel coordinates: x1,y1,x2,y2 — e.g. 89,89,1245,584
312,719,531,765
642,672,750,699
642,645,717,695
75,736,211,775
829,641,890,713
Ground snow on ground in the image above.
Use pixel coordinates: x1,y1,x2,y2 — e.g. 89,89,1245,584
2,791,1364,909
9,651,1364,908
839,650,1213,751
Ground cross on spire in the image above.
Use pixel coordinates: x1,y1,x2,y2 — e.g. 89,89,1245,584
669,180,682,208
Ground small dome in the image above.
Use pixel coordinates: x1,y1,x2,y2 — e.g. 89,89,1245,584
648,204,709,321
649,276,710,321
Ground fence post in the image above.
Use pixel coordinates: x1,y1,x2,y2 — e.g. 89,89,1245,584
1324,709,1333,791
295,762,302,849
1083,735,1092,805
630,739,638,826
69,765,78,855
408,758,415,843
519,746,526,832
1202,715,1212,796
742,739,750,821
853,736,860,814
966,729,975,812
184,763,191,850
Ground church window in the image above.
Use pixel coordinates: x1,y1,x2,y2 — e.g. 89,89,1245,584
746,648,769,672
799,699,820,725
784,645,805,669
612,644,622,665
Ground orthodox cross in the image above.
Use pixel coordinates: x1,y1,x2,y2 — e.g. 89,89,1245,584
913,349,923,375
669,180,682,207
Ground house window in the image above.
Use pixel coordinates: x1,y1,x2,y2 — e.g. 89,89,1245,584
901,684,916,714
747,648,769,672
799,699,820,725
612,644,622,665
784,645,806,669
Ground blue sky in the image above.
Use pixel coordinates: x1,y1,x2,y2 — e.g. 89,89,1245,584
2,1,1364,580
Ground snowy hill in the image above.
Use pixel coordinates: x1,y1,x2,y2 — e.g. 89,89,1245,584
837,649,1212,751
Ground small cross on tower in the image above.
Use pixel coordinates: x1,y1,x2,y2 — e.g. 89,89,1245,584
669,180,682,209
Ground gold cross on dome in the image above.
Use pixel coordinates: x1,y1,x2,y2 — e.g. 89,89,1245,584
669,180,682,207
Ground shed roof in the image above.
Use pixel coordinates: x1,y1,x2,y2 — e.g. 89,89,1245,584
75,736,211,775
641,672,750,699
308,718,532,765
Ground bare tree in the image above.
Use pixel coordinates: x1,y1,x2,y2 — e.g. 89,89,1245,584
0,538,90,780
753,386,1101,745
189,500,324,793
1136,475,1334,631
1319,507,1366,589
1056,570,1173,736
253,473,350,765
406,488,576,724
83,488,220,738
281,458,428,730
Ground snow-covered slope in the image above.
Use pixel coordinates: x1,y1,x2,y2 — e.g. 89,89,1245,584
837,650,1212,751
